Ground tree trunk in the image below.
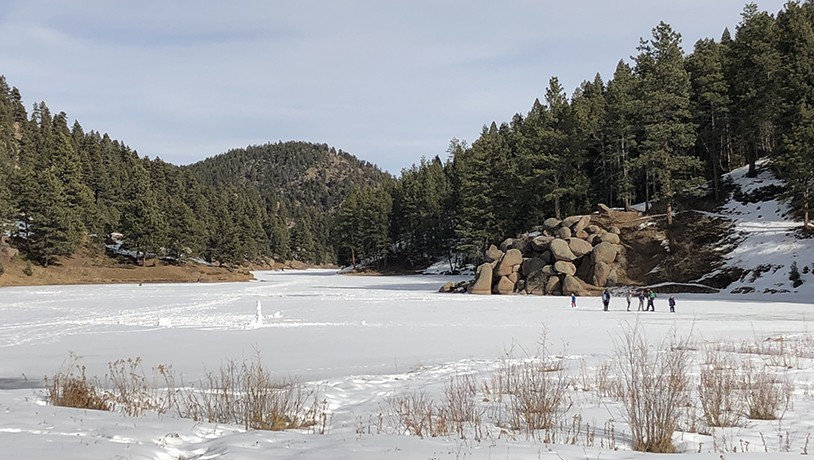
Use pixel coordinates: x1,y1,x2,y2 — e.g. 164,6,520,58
805,184,811,230
622,137,631,210
644,170,650,213
746,142,758,178
666,199,673,227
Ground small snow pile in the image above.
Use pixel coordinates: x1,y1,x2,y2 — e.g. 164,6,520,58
705,159,814,295
157,317,172,327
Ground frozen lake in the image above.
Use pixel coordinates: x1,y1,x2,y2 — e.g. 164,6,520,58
1,270,813,459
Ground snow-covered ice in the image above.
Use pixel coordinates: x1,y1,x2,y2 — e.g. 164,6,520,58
2,269,814,459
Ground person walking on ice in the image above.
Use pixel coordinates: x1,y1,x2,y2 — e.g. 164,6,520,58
668,295,676,313
571,292,577,308
625,290,631,311
637,290,645,311
647,289,656,311
602,289,611,311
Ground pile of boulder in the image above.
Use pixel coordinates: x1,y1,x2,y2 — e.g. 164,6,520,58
466,211,626,296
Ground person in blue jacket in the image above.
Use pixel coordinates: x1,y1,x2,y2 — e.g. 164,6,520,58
602,289,611,311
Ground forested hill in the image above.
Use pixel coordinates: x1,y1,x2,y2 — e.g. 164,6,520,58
0,76,390,268
187,142,391,212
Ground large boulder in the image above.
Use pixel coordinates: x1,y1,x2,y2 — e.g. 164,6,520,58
542,264,557,276
499,238,514,252
553,260,577,276
573,215,592,234
609,226,621,235
543,217,561,230
598,203,613,215
607,267,619,287
585,224,603,234
561,215,582,228
470,263,494,295
549,239,577,261
576,256,593,280
562,274,585,296
556,227,572,239
599,232,621,244
485,245,504,263
568,238,594,258
526,269,548,295
521,257,546,277
591,242,619,265
495,249,523,276
545,275,562,295
592,261,613,287
507,269,519,283
495,276,515,295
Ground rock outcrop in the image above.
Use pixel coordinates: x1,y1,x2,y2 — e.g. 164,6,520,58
468,209,627,296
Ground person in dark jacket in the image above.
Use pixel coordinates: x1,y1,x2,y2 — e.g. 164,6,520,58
602,289,611,311
668,295,676,313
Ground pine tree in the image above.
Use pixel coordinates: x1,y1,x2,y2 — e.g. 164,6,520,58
728,3,780,177
454,126,500,258
120,161,168,264
686,38,731,200
333,186,392,267
775,1,814,229
634,22,704,225
17,168,78,266
603,61,638,208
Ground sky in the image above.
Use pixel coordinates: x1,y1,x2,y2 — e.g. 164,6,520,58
0,1,790,174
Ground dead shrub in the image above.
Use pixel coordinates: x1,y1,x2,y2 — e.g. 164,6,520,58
614,323,692,453
698,348,743,428
387,372,484,439
387,389,445,438
46,354,110,411
176,354,320,431
46,352,321,432
492,331,570,433
741,360,793,420
442,372,483,440
507,357,569,432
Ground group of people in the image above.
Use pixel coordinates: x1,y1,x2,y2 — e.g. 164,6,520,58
571,288,676,312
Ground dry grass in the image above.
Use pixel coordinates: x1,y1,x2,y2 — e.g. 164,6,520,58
170,354,321,431
614,324,692,453
46,354,110,411
387,373,484,440
698,348,743,428
46,353,321,432
740,360,793,420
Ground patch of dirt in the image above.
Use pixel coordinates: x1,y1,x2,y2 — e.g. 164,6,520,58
0,243,253,287
591,203,734,288
591,210,668,286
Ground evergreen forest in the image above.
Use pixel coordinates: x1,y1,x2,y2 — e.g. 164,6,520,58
0,2,813,270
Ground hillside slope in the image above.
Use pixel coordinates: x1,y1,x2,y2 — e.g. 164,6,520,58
186,141,392,211
700,159,814,295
